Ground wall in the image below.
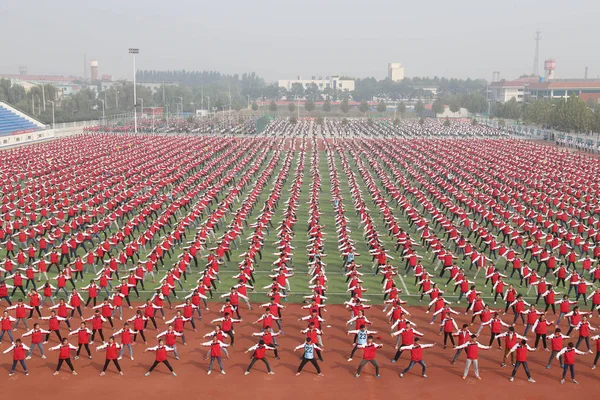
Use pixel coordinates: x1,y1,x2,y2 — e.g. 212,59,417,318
0,129,55,148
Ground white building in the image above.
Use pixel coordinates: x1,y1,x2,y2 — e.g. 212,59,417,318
388,63,405,82
487,77,541,103
278,75,355,92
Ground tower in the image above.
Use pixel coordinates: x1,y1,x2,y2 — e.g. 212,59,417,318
544,59,556,80
90,60,98,81
533,30,541,76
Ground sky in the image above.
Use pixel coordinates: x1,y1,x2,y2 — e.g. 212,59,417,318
1,0,598,82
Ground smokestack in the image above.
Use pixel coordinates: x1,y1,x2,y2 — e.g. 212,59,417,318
585,67,588,80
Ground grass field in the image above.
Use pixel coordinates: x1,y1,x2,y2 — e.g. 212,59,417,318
1,134,596,311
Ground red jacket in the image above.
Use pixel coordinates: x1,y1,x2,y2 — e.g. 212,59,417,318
361,344,381,360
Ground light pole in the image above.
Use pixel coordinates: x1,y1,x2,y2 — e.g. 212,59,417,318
39,84,46,111
47,100,55,128
176,97,183,118
151,107,155,134
115,89,119,109
247,95,250,110
99,99,105,124
128,48,139,133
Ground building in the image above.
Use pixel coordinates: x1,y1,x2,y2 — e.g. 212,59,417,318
278,75,355,92
0,74,84,98
526,80,600,104
388,63,405,82
487,77,539,103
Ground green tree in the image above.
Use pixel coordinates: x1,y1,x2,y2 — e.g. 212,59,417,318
359,101,369,114
418,117,425,125
443,118,451,127
290,116,298,124
288,102,296,114
342,118,348,126
471,118,478,126
251,102,259,111
397,102,406,116
376,100,386,113
305,100,315,112
291,83,304,100
503,98,522,120
594,105,600,133
316,116,324,125
322,99,332,112
269,100,277,112
449,97,461,113
393,118,400,126
415,100,425,115
432,99,444,115
340,99,350,113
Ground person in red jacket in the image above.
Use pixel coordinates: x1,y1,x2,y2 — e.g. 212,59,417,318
546,328,569,369
391,322,424,362
211,313,241,346
49,338,77,375
7,299,33,330
244,339,275,375
454,335,491,379
0,310,16,344
40,310,66,343
3,338,29,376
114,322,136,360
557,342,587,384
69,322,92,359
93,298,115,328
128,310,148,344
399,337,435,378
354,335,382,378
85,310,107,343
574,316,596,352
22,323,50,359
591,334,600,369
96,336,123,376
201,335,228,374
450,324,472,364
532,314,554,350
508,339,537,382
144,339,177,377
157,325,183,360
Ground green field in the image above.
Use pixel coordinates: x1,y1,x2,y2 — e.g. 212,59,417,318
1,136,592,309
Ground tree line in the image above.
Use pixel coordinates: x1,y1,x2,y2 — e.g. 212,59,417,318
1,70,489,124
491,96,600,134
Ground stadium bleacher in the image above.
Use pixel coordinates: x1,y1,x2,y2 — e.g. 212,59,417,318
0,102,44,135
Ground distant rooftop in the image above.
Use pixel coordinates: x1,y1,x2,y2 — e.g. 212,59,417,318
0,74,79,83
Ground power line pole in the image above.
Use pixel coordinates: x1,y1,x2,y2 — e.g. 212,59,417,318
533,30,541,76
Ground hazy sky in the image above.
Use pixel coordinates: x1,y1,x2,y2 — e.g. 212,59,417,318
1,0,598,82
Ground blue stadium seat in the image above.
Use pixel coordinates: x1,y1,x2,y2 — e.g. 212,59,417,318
0,104,42,136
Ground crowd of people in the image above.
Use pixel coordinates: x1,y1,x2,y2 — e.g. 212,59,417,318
0,119,599,386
